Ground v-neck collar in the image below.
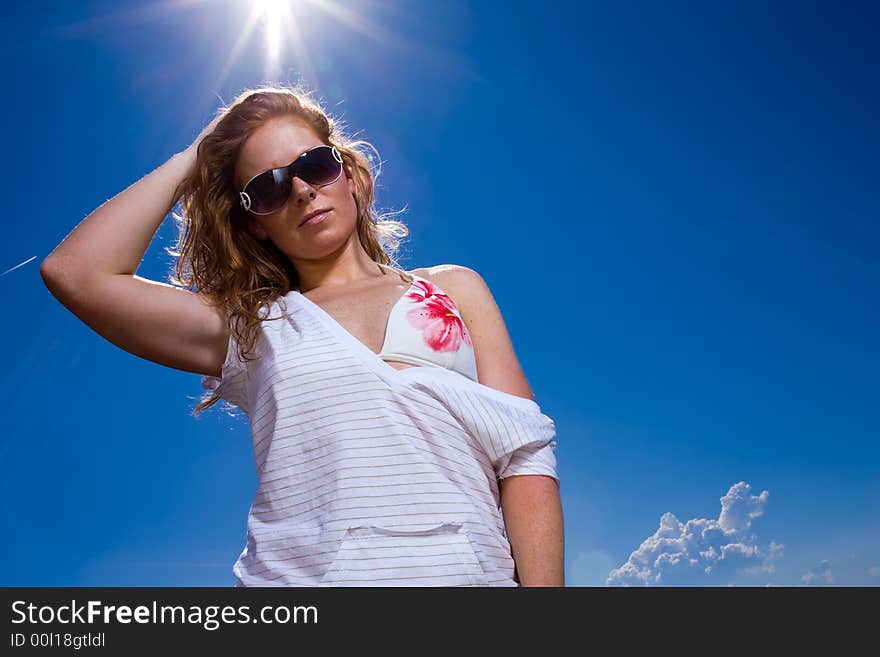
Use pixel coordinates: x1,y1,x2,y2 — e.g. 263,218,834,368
284,273,546,414
288,272,424,381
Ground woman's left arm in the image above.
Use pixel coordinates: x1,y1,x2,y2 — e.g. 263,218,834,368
429,264,565,586
499,474,564,586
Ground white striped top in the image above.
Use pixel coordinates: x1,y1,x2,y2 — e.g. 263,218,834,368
201,278,559,587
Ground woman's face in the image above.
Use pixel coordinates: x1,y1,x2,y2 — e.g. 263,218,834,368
234,115,359,261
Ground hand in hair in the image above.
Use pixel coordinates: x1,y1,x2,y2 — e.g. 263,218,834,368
183,112,225,160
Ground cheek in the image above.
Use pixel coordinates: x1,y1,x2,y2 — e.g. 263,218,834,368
248,215,265,238
344,178,359,208
326,178,357,214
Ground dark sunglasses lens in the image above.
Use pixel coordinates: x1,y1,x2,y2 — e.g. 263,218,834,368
242,147,341,213
297,146,342,186
247,169,291,214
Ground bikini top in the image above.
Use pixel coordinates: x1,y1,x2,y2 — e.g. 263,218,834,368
367,264,479,382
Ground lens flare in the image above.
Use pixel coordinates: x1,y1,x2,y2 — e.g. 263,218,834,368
49,1,477,96
256,0,287,72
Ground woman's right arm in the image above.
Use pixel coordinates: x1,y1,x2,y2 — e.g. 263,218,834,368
40,119,230,379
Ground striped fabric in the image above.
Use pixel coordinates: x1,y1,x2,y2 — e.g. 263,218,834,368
202,282,559,587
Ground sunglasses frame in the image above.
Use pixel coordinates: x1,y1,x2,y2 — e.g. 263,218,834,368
239,144,344,215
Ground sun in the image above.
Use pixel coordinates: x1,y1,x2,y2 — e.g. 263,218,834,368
50,0,438,93
242,0,374,83
252,0,294,73
255,0,290,62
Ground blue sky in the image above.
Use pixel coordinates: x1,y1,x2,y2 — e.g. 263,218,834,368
2,0,877,586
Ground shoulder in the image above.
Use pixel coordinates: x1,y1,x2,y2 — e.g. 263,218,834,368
408,264,488,300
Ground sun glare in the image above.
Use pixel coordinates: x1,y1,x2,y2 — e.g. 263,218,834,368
259,0,287,62
51,0,457,97
254,0,292,75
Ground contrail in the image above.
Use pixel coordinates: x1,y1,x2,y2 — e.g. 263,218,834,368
1,255,38,276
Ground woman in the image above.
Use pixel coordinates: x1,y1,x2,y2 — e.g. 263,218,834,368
40,84,564,587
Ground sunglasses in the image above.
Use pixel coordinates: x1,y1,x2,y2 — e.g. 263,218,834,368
238,144,344,215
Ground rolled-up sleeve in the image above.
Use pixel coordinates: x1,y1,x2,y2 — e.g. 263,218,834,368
411,372,560,486
496,439,558,482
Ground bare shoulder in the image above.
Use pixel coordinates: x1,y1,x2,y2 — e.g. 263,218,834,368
408,264,534,401
408,263,484,294
407,263,493,314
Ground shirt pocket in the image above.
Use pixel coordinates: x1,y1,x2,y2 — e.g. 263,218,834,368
320,521,489,587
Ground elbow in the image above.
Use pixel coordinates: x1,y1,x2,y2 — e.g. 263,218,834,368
39,257,61,290
40,256,70,294
40,256,82,303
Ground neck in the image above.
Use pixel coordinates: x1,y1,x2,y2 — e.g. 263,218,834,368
292,238,390,293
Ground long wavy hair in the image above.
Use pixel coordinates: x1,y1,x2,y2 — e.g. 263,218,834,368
168,83,410,416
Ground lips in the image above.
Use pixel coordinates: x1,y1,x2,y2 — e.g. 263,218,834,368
299,208,332,226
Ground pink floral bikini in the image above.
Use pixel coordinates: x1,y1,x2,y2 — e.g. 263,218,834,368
376,273,479,382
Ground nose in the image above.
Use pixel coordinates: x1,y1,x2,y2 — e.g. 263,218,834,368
290,175,317,206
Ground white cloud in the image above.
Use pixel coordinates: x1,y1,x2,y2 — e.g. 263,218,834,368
606,481,782,586
801,560,833,586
